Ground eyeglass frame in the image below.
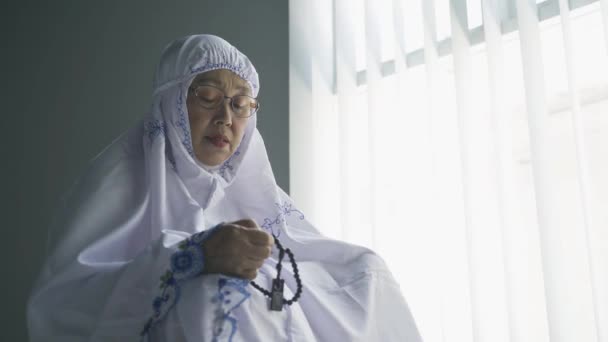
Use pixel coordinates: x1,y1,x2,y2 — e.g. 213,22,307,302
188,84,260,118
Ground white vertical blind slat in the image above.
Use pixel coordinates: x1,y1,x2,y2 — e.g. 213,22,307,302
335,0,363,243
310,0,340,238
420,1,449,341
422,1,472,341
481,1,549,341
514,0,598,341
288,0,315,217
364,0,384,249
450,0,511,341
480,1,515,340
601,0,608,53
558,0,606,340
392,0,407,72
449,1,479,341
513,7,561,342
448,1,480,340
392,3,444,341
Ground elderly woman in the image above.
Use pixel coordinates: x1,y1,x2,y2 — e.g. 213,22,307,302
27,35,421,341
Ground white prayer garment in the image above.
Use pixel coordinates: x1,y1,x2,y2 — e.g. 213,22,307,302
27,34,422,342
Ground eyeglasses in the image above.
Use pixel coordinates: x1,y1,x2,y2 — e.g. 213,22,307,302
189,85,260,118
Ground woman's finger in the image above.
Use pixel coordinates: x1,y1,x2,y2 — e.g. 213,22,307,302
241,269,258,280
228,257,264,274
231,218,258,229
246,244,272,260
246,229,274,246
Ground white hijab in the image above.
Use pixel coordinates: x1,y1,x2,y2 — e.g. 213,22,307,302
27,34,421,341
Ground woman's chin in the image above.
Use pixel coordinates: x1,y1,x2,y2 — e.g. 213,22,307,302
195,151,229,167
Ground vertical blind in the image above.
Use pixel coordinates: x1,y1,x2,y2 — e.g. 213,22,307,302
289,0,608,341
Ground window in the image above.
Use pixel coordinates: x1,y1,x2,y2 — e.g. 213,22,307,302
290,0,608,340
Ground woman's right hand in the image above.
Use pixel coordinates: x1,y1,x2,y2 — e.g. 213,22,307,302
201,219,274,280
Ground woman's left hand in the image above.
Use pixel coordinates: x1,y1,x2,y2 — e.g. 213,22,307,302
201,219,274,279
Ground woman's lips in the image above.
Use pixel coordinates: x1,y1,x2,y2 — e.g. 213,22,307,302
206,136,229,148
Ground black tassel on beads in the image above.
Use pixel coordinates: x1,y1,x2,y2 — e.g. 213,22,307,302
250,236,303,312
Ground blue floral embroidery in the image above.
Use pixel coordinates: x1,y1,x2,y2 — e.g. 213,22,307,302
218,150,241,179
210,278,251,342
190,63,259,94
261,202,306,236
144,120,176,170
140,272,180,338
144,120,166,143
176,87,195,157
140,226,220,338
171,244,205,280
192,62,241,79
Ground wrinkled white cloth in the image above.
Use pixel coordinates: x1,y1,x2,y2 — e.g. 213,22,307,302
27,34,422,342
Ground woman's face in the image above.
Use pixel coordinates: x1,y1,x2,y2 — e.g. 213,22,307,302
186,69,252,166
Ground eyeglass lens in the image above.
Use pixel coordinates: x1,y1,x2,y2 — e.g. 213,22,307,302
194,86,258,117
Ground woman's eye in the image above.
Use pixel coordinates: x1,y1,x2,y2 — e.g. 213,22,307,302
233,97,249,108
198,92,219,103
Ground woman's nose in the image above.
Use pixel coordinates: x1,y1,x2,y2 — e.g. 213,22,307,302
213,99,233,126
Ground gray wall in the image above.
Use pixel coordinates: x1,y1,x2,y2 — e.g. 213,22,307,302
2,1,288,340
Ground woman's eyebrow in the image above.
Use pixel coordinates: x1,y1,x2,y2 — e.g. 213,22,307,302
193,79,220,87
234,85,252,94
194,79,251,94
